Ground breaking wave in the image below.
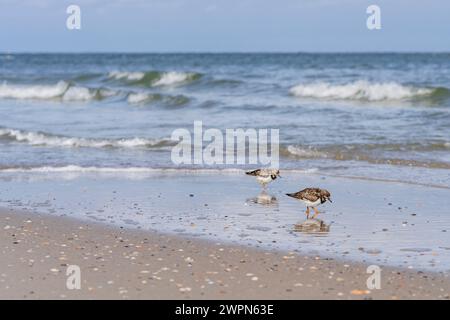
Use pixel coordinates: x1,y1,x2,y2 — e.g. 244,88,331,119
127,92,190,106
153,71,198,86
0,81,69,100
0,128,173,149
0,81,117,101
127,92,162,104
108,71,146,81
0,81,191,106
108,70,201,87
289,81,447,101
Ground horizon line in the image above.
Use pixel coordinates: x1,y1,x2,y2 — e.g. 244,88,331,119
2,50,450,55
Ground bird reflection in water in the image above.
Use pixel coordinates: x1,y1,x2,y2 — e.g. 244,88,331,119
247,190,278,206
294,218,330,234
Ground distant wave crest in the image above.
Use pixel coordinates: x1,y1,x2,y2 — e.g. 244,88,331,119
289,81,446,101
108,70,201,87
0,81,69,100
0,81,191,106
108,71,146,81
0,128,173,149
0,81,117,101
126,92,190,106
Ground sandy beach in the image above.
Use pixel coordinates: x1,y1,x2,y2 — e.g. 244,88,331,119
1,208,449,300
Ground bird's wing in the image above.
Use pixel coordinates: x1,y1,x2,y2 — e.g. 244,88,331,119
245,169,261,176
298,188,321,202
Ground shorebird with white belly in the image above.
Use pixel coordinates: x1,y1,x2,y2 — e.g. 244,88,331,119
245,168,281,190
286,188,332,219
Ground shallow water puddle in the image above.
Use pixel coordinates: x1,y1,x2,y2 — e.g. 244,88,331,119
0,171,449,272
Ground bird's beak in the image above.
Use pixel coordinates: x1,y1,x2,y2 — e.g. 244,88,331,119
277,174,282,178
328,197,332,203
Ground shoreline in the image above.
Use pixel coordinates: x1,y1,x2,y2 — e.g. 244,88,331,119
0,166,448,189
1,208,449,299
1,171,449,272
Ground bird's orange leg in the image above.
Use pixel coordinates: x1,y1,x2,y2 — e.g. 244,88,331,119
312,207,320,219
305,207,310,219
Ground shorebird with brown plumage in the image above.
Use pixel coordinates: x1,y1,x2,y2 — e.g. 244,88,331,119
286,188,332,219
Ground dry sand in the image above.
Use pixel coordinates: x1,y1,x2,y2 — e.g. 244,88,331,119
1,208,449,300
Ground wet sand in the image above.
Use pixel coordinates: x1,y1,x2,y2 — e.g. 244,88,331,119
1,171,449,271
1,208,449,300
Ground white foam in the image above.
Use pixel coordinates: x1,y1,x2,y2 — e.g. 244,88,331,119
0,82,115,101
290,81,434,101
0,166,319,175
98,88,118,98
127,92,157,104
286,145,327,158
0,128,168,149
0,166,160,173
0,81,69,100
108,71,145,81
63,86,96,101
153,72,193,86
0,166,246,174
0,165,318,185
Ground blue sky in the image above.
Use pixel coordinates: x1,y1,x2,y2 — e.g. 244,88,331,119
0,0,449,52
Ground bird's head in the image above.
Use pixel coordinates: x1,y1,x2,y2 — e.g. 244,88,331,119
323,190,332,203
270,170,281,180
319,190,332,203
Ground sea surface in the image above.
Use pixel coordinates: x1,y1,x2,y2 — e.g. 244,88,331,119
0,53,449,187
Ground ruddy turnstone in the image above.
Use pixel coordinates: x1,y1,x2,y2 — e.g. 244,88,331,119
286,188,332,219
245,168,281,189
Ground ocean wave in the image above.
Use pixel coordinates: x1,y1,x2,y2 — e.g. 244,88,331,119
63,86,97,101
0,81,117,101
0,80,192,106
285,142,450,157
127,92,190,106
108,70,201,87
285,145,328,158
0,81,70,100
283,144,450,169
127,92,162,104
108,71,146,81
289,81,445,101
0,128,173,149
153,71,197,86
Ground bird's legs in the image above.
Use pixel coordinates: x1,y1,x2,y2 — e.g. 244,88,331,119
305,207,310,219
311,207,320,219
261,183,267,192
